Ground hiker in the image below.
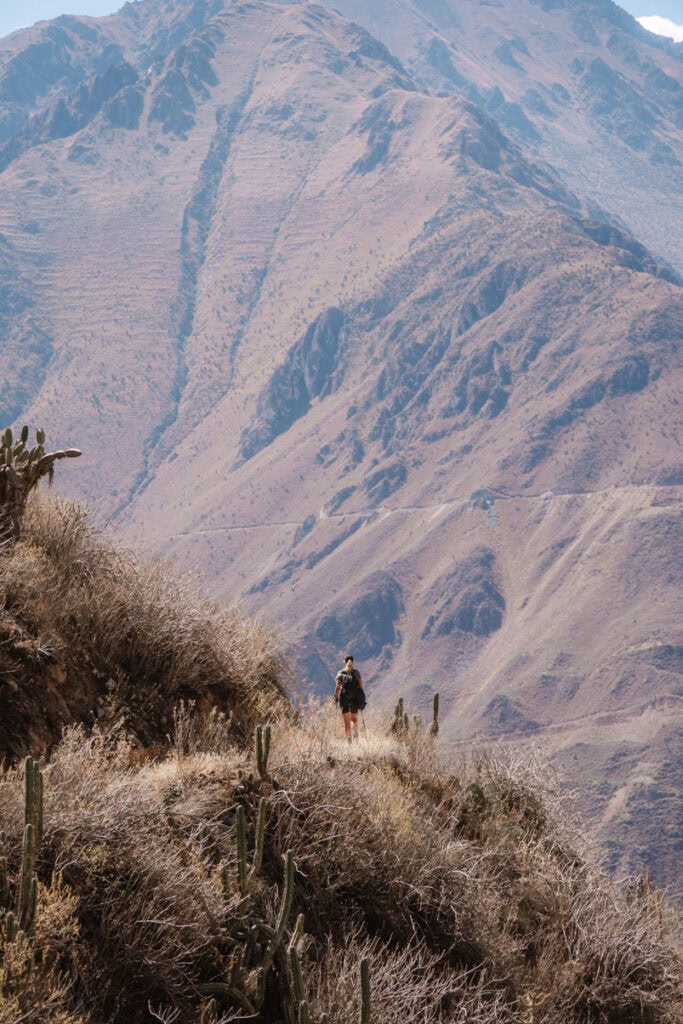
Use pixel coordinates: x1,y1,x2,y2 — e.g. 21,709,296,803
334,654,365,742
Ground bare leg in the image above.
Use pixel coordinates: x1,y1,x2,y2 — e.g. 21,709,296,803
342,711,353,740
350,712,359,740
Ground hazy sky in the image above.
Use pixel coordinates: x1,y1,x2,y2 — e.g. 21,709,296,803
0,0,681,41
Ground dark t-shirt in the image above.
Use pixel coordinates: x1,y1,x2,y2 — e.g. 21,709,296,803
337,668,362,711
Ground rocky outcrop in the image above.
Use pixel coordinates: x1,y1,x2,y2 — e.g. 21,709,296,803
422,547,505,639
0,62,140,172
240,308,346,461
315,571,404,659
481,693,540,735
149,32,220,135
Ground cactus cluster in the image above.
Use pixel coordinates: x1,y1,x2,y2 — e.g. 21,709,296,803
0,425,81,542
1,757,43,946
213,727,371,1023
390,693,440,740
390,697,409,736
209,847,295,1015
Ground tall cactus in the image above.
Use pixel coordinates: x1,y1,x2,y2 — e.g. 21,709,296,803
25,756,43,847
288,915,334,1024
390,697,409,736
360,957,371,1024
0,425,81,542
5,910,18,943
255,724,271,780
1,758,44,948
236,805,249,896
0,831,9,908
252,796,267,875
17,757,43,932
17,824,37,932
235,796,268,896
289,946,306,1008
267,849,295,963
429,692,440,738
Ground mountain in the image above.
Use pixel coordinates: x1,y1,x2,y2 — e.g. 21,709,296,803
0,0,680,886
296,0,683,277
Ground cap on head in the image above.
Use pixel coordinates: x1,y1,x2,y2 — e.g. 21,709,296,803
344,654,353,663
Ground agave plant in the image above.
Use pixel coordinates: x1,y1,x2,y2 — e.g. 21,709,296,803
0,426,81,543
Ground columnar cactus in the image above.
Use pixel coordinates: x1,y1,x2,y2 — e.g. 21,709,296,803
5,910,18,943
17,825,37,932
17,757,43,932
0,425,81,542
267,849,295,964
1,757,44,954
235,796,268,896
236,805,249,895
252,796,267,875
24,756,43,846
429,692,440,738
255,724,271,780
390,697,409,736
289,946,305,1008
360,957,371,1024
288,915,333,1024
0,831,9,907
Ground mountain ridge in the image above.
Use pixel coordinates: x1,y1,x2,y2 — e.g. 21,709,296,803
0,0,680,886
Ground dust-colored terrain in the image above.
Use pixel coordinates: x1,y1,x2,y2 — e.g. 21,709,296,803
0,0,680,884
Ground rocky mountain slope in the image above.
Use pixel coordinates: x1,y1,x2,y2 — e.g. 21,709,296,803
0,0,680,885
296,0,683,277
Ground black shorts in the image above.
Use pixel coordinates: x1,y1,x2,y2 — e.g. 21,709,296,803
340,698,360,714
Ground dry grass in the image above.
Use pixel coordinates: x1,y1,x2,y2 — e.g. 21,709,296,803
0,702,680,1024
0,496,292,759
0,499,679,1023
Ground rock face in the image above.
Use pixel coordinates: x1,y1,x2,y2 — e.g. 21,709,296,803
315,570,404,662
307,0,683,277
0,0,681,885
422,547,505,640
0,61,140,171
240,307,346,460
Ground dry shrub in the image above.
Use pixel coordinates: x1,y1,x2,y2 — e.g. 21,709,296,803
0,497,292,759
48,730,224,932
172,700,235,758
263,708,681,1023
537,875,682,1024
0,727,235,1022
0,857,89,1024
304,930,510,1023
0,927,89,1024
0,690,680,1024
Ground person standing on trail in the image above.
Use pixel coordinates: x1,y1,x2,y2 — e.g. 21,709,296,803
334,655,365,742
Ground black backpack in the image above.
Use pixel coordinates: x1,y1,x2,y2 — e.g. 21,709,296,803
339,668,366,709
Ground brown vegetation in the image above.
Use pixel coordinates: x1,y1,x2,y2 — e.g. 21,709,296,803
0,703,680,1024
0,496,291,760
0,495,680,1022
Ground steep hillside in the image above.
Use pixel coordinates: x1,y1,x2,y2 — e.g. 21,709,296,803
296,0,683,276
0,495,291,761
0,702,681,1024
0,0,680,886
